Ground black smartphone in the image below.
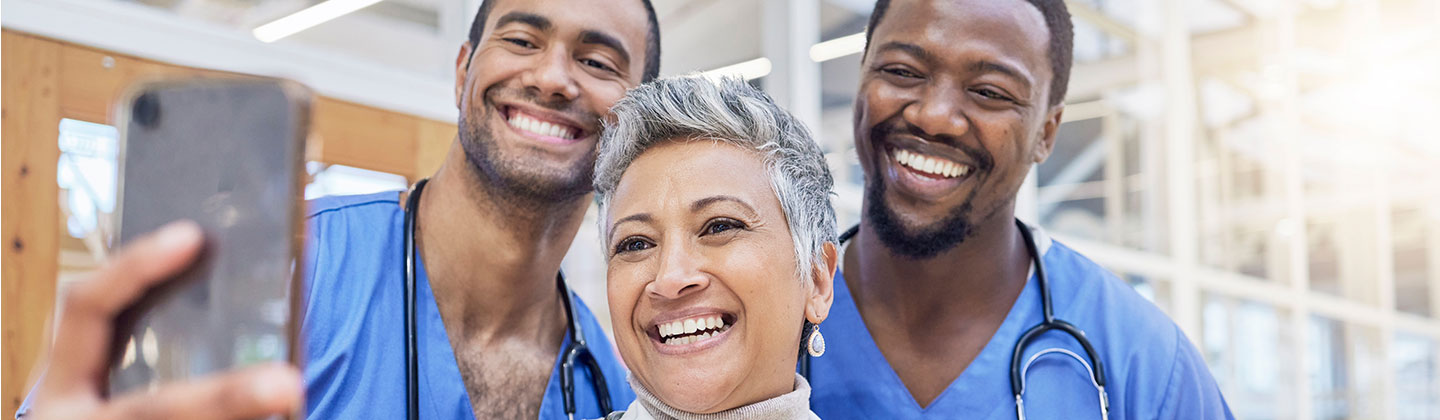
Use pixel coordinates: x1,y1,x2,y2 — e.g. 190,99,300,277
107,78,310,416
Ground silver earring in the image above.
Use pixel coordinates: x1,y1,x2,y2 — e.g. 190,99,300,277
807,324,826,357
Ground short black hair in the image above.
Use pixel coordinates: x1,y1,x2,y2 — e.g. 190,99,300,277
866,0,1073,106
466,0,662,83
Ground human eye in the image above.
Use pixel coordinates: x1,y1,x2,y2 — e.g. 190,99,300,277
701,218,748,236
613,236,654,254
580,57,616,73
880,66,922,79
972,87,1015,102
502,37,537,49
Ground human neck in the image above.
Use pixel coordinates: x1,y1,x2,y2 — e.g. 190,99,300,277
414,142,589,342
844,205,1031,329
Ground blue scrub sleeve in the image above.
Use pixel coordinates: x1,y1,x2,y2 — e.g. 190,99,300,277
1156,326,1236,420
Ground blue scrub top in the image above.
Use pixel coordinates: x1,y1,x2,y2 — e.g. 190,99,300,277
809,227,1233,419
302,191,634,419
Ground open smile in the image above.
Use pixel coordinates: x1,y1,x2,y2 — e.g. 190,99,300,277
499,104,588,144
883,142,979,199
647,311,738,355
891,147,972,179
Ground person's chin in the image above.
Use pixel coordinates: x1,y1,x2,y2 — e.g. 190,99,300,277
648,374,742,415
636,328,748,413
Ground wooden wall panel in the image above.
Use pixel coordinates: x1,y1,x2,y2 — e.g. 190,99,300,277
415,118,458,178
58,46,200,123
2,33,63,419
1,30,458,418
312,97,419,178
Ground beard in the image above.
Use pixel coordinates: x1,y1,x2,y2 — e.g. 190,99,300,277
861,117,992,260
458,85,597,210
864,176,979,260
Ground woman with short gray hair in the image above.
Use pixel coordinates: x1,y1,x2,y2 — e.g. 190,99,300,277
594,75,838,419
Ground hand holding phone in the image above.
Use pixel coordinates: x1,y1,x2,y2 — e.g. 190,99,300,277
24,221,302,420
19,77,310,420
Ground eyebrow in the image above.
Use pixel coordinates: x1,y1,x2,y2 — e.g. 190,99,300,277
875,41,936,64
970,60,1032,89
691,195,758,216
580,30,632,67
608,213,654,242
608,195,759,241
495,12,551,32
877,41,1034,90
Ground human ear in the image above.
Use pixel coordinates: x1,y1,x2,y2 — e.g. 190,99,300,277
805,242,839,324
1032,103,1064,164
454,42,475,109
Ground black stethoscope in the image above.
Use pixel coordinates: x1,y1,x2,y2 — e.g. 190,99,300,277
403,179,612,420
799,219,1110,419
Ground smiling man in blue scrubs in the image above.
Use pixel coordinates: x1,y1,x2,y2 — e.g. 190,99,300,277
301,0,659,418
806,0,1234,418
16,1,658,419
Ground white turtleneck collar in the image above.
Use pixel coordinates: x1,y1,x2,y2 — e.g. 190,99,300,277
608,373,820,420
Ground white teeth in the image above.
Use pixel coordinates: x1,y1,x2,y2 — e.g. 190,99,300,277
507,114,575,140
893,149,970,179
658,315,730,343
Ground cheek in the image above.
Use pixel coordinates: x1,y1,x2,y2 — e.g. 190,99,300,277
725,243,805,323
606,264,648,326
589,84,630,115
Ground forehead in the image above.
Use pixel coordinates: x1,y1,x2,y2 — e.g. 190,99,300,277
486,0,649,49
610,141,776,214
873,0,1051,79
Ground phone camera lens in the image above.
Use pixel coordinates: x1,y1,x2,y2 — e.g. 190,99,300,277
133,93,160,128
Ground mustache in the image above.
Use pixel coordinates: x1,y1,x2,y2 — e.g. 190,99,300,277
869,116,995,173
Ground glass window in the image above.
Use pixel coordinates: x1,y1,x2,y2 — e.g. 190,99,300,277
1204,294,1293,419
56,119,121,290
303,162,408,200
1394,333,1438,420
1310,316,1349,420
1392,206,1432,316
57,118,120,242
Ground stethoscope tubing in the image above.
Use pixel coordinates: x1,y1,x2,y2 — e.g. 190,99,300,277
803,219,1109,418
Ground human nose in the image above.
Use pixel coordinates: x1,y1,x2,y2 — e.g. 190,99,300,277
648,240,710,299
522,47,581,102
902,85,971,139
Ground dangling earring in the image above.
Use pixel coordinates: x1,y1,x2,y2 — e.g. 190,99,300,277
807,323,826,357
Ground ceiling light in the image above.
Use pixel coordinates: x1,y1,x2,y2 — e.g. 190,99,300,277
809,32,864,63
701,58,772,81
253,0,385,43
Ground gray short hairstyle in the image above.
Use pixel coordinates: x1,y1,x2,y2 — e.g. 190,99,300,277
594,75,838,282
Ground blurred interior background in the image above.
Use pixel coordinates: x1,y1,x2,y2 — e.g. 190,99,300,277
3,0,1439,418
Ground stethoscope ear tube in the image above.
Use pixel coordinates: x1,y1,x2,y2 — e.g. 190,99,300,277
403,179,428,420
559,280,613,417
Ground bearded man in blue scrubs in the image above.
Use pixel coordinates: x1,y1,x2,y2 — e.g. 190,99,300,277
18,1,658,419
806,0,1234,418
